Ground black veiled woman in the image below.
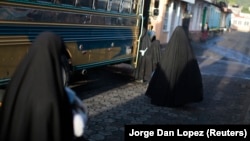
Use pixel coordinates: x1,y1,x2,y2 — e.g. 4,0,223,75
0,32,74,141
134,28,152,82
145,26,203,107
149,35,161,71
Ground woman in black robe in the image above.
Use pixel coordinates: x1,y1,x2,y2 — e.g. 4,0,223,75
134,28,152,82
134,28,162,83
0,32,74,141
149,35,161,71
145,26,203,107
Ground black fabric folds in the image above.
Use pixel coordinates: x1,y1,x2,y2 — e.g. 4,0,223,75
145,26,203,107
0,32,73,141
150,39,161,71
134,28,152,82
134,29,161,82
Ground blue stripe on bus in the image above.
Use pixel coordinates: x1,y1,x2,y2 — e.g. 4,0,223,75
0,25,134,49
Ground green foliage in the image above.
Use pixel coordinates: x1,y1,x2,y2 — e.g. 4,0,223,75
227,0,250,13
241,6,250,13
237,0,250,6
228,0,237,5
228,0,250,7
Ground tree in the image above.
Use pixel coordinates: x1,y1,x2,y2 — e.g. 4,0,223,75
228,0,237,5
241,6,250,13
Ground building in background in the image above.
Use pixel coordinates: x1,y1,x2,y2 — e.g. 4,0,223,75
230,5,250,32
147,0,232,44
148,0,195,44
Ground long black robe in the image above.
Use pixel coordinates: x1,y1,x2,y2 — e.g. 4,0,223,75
134,29,162,82
145,26,203,107
0,32,73,141
134,28,152,82
150,39,161,71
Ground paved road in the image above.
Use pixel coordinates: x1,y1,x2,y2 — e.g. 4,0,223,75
71,31,250,141
195,31,250,80
77,72,250,140
1,31,250,141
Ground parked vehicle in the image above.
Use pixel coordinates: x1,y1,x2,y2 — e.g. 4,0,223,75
0,0,150,85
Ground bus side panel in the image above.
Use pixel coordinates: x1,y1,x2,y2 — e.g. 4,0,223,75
0,25,136,80
0,36,30,84
0,0,141,85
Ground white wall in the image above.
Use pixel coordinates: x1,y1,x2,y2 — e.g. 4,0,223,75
189,0,204,31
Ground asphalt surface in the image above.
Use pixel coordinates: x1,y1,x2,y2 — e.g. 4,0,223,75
0,31,250,141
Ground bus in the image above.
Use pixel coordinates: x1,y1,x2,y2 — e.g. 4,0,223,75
0,0,150,85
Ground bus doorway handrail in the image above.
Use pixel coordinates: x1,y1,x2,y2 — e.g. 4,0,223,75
135,0,144,69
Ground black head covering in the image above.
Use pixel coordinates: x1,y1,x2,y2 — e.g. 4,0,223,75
145,26,203,107
0,32,73,141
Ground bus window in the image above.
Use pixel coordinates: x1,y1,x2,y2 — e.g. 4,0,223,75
37,0,51,2
131,0,137,14
95,0,108,10
110,0,121,12
75,0,93,8
122,0,132,14
37,0,54,3
60,0,74,5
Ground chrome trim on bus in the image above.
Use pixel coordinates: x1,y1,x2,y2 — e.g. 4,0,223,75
135,0,144,68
